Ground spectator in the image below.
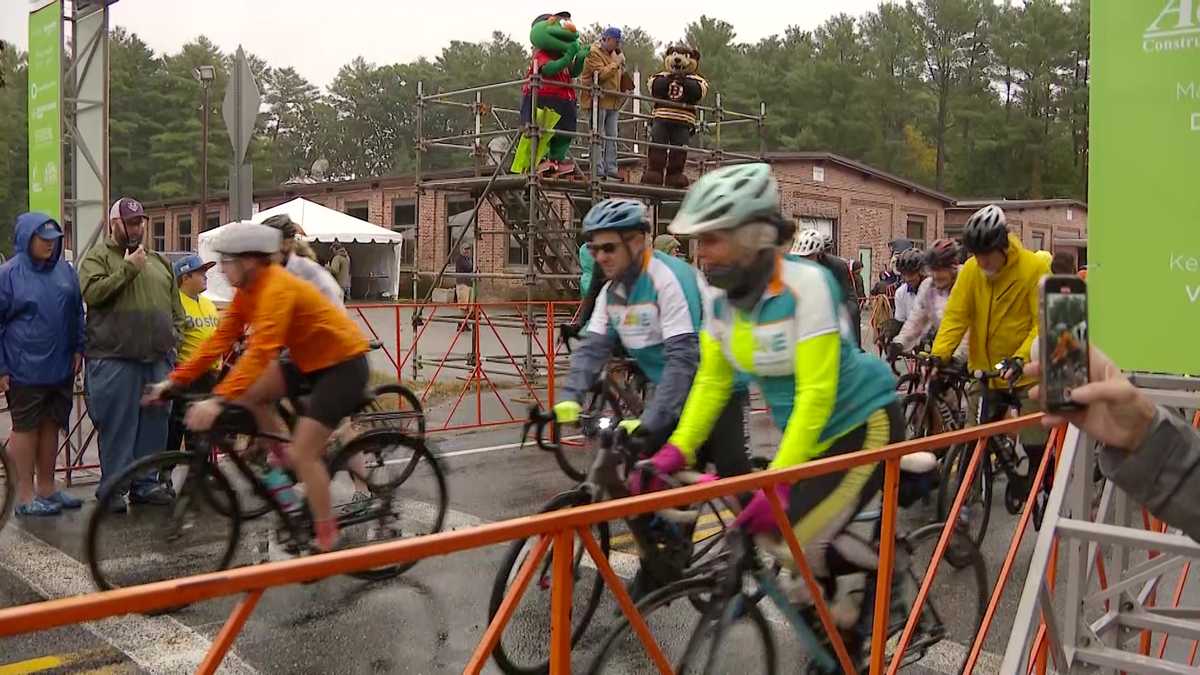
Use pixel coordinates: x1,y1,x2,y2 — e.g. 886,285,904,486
848,258,866,300
261,214,343,304
455,243,475,331
581,26,626,180
79,197,183,508
0,214,85,516
1029,345,1200,542
327,243,352,299
165,255,220,456
653,233,683,258
1051,251,1077,275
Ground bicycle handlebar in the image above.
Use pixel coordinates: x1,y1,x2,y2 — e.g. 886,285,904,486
972,357,1024,388
521,406,562,453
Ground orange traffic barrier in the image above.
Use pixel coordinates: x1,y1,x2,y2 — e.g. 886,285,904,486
0,414,1056,674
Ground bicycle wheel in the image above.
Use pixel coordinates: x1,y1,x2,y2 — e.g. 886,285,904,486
900,393,929,440
587,577,776,674
895,373,921,397
878,522,987,672
87,452,241,591
0,446,13,532
488,490,610,675
203,445,273,521
936,442,993,552
330,430,447,580
353,383,426,439
556,388,610,482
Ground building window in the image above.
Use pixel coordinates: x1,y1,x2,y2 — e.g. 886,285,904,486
857,247,872,290
813,165,825,182
151,217,166,252
508,226,530,266
1066,207,1073,221
906,215,926,247
176,214,194,251
205,211,221,230
1032,232,1046,251
392,199,416,266
345,200,369,221
796,216,836,253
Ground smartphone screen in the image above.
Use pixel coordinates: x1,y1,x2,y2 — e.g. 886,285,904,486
1040,276,1089,411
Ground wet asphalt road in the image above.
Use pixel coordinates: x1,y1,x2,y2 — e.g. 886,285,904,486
0,398,1052,675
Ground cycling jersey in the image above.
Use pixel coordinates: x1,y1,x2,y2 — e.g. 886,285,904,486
668,256,896,470
893,281,920,322
894,277,967,359
171,264,369,399
784,252,862,347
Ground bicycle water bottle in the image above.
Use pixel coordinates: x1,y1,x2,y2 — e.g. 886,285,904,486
262,467,303,514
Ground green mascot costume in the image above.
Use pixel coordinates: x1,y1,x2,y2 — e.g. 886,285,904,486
515,12,589,177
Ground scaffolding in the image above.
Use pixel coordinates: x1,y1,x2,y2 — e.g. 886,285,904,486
407,69,766,380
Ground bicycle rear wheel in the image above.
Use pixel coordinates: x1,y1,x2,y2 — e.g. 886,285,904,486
487,490,610,675
936,442,993,553
587,577,776,674
87,452,241,590
330,430,447,580
352,383,426,440
0,446,13,532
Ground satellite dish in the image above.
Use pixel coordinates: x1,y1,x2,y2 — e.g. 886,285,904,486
311,158,330,181
487,136,512,166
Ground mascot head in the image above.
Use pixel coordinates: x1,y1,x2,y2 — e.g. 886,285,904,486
531,11,580,55
662,45,701,76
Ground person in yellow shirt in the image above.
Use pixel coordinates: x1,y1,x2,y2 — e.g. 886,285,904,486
165,255,221,457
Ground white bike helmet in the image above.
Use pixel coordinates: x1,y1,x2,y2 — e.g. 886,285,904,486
213,221,282,256
791,229,825,257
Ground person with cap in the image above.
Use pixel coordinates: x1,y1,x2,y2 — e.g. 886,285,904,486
454,243,475,330
261,214,343,305
0,213,85,516
79,197,184,508
146,221,371,553
164,254,221,458
581,26,626,180
653,233,684,259
326,242,352,300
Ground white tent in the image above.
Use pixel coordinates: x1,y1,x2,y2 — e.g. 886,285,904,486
199,198,404,303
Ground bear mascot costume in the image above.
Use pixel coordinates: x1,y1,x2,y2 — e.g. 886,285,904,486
642,45,708,188
514,11,589,178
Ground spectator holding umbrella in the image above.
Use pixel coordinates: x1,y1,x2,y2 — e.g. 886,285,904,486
0,213,85,516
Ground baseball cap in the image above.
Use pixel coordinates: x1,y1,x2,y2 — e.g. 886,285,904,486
602,27,622,41
33,219,64,240
173,254,215,279
110,197,146,223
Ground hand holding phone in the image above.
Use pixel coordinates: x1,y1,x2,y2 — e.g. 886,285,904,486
1038,275,1089,412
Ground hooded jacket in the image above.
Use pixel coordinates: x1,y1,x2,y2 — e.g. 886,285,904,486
0,213,85,386
932,235,1051,387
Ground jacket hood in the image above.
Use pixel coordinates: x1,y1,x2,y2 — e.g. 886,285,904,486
14,212,63,270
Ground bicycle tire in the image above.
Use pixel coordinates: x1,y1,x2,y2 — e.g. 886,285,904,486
204,448,274,521
87,451,241,591
331,430,447,580
487,490,611,675
356,383,426,440
936,443,993,559
0,446,13,532
895,373,921,397
586,576,776,674
900,393,929,440
555,388,608,482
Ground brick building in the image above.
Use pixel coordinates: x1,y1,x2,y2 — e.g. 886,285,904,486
136,152,1088,300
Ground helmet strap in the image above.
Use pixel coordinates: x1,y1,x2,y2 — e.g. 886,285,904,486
710,248,775,311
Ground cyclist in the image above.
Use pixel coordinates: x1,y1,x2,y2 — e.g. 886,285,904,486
653,163,900,651
147,221,371,552
789,229,862,348
889,248,924,342
930,204,1051,489
564,242,606,340
888,239,967,361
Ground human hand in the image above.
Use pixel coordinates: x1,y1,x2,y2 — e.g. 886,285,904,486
141,380,174,406
0,375,9,394
1028,345,1156,451
886,342,903,361
613,51,625,66
552,400,582,425
617,419,641,435
627,443,687,495
125,245,147,271
1001,357,1025,383
733,483,791,534
184,397,224,432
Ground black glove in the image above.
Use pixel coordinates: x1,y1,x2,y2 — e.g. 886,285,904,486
1002,357,1025,382
886,342,904,361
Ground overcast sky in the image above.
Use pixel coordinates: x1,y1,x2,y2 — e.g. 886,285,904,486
3,0,887,88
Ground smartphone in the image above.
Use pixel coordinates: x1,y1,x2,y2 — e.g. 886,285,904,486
1039,275,1089,412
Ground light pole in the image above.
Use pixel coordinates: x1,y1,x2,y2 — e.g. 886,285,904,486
193,65,215,229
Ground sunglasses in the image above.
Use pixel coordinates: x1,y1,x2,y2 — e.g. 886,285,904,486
587,242,622,255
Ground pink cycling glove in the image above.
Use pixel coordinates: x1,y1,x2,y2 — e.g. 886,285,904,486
733,483,791,534
627,443,687,495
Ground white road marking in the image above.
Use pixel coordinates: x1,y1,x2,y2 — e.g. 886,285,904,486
0,527,259,675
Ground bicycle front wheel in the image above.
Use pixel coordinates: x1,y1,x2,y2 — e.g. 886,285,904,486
87,452,241,591
587,577,776,675
487,490,610,675
936,442,993,552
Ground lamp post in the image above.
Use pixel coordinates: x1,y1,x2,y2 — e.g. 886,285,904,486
193,65,215,229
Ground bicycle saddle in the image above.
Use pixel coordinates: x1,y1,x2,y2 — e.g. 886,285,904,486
899,451,938,474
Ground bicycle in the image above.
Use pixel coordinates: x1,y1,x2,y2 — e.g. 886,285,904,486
586,466,989,674
490,409,734,674
893,351,971,442
85,387,447,591
936,358,1047,549
549,322,649,481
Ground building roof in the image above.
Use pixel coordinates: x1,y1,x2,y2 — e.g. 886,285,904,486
951,198,1088,210
764,151,958,205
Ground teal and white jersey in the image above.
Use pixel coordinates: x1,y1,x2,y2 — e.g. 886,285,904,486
586,249,703,384
704,256,896,442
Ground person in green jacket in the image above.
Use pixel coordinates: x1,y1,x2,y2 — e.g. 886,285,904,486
79,197,185,508
327,243,352,299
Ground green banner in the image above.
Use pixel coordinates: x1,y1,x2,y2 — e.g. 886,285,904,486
27,0,62,222
1090,1,1200,375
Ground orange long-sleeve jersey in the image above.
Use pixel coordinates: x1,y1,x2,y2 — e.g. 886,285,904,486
171,264,368,399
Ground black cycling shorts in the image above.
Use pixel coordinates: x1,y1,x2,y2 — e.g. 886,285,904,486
281,354,369,429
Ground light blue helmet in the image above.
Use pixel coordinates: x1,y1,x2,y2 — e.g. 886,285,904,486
582,198,649,239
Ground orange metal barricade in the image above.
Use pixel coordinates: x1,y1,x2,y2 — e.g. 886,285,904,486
0,414,1061,674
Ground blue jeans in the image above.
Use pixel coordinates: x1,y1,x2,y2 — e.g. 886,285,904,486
591,107,619,176
86,358,172,497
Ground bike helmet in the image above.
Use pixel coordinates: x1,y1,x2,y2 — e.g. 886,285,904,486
668,163,781,236
213,221,281,256
260,213,306,239
820,231,835,253
925,238,959,269
790,228,825,257
895,248,924,274
581,198,649,239
962,204,1009,254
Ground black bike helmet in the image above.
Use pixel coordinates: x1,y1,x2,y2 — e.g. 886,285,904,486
895,248,924,274
924,238,959,269
962,204,1009,254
